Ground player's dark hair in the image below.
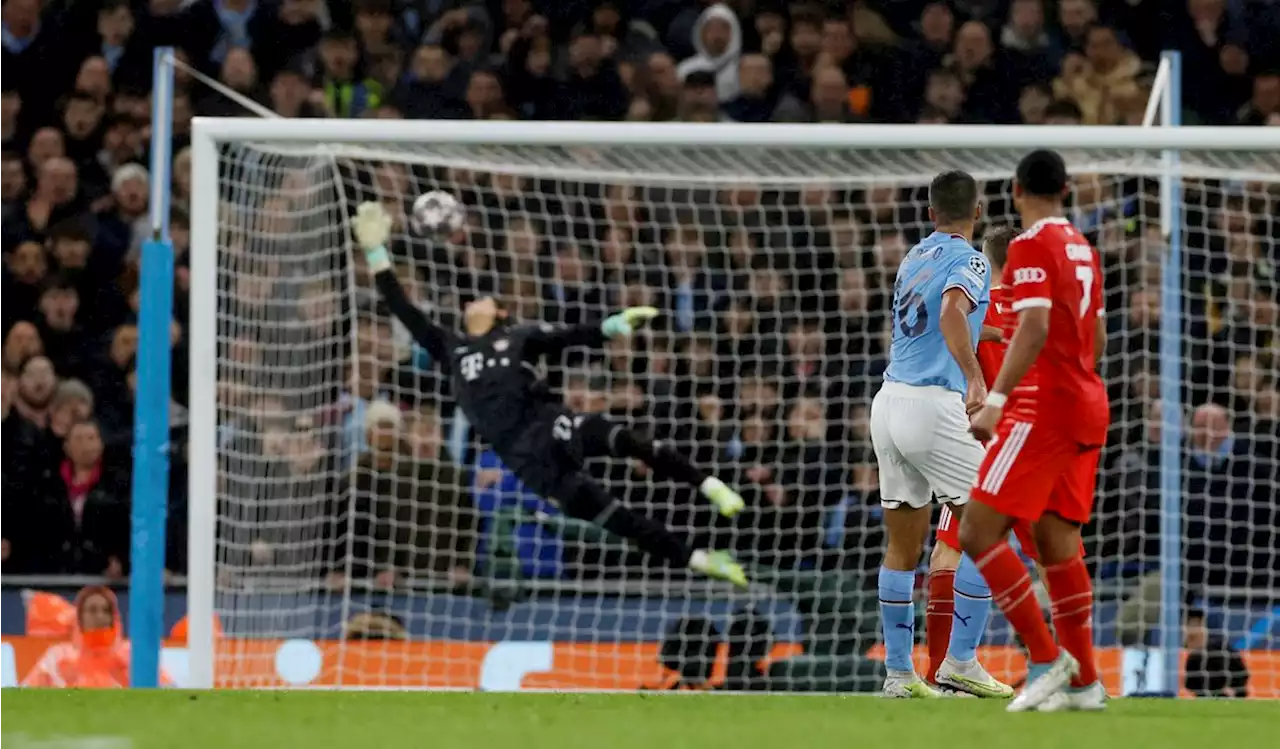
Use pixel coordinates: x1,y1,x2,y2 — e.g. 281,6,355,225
982,225,1016,269
928,169,978,224
1016,149,1069,198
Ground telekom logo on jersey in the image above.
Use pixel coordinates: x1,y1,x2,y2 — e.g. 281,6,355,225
1012,267,1047,285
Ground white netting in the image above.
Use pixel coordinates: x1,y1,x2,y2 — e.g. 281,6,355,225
207,140,1280,696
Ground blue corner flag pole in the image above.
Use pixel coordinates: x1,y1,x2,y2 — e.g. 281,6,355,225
129,46,176,688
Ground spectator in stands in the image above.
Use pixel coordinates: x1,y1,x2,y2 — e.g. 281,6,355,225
0,87,20,153
1053,25,1144,125
819,14,883,121
197,47,261,117
1184,608,1250,697
93,163,147,271
949,20,1016,123
26,419,129,577
1017,81,1054,124
2,366,41,483
675,3,742,103
23,586,171,687
5,241,49,316
1054,0,1098,52
1001,0,1060,70
89,324,138,444
2,148,26,204
44,376,95,453
1184,402,1269,592
1238,71,1280,126
13,354,56,429
268,65,323,118
920,67,966,123
2,0,54,123
723,54,781,123
558,26,629,121
315,29,384,118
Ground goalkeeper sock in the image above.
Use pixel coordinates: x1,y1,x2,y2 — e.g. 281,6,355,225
949,554,992,663
563,479,693,568
974,541,1060,665
611,428,708,487
924,569,955,683
878,566,917,674
1044,555,1099,688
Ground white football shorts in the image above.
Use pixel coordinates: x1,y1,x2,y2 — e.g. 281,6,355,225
869,380,985,509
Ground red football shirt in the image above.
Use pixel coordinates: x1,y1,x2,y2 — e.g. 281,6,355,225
1001,217,1109,444
977,285,1011,388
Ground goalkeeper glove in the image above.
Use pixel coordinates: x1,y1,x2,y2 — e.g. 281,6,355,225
601,306,659,338
354,202,393,272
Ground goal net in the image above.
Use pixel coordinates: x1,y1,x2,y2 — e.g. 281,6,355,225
193,124,1280,696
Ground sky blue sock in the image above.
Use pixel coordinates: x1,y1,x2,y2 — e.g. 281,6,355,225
878,566,917,673
949,554,992,663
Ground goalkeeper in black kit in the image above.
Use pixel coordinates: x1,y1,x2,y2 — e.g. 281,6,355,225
354,202,749,587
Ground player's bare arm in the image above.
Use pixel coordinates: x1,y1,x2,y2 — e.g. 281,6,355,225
939,288,986,414
969,305,1048,442
979,325,1004,343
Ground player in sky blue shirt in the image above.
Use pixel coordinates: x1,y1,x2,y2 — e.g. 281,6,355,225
885,232,991,393
873,170,1011,701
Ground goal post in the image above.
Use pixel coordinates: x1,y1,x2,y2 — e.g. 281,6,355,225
188,118,1280,693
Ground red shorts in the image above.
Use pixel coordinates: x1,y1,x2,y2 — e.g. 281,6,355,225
971,418,1101,525
936,505,1042,561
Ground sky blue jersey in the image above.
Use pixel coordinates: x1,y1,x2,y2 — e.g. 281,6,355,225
884,231,991,394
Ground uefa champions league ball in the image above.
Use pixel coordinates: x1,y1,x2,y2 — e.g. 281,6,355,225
410,190,466,235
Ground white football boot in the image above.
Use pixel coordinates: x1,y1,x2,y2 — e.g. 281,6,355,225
1037,681,1108,712
1007,651,1080,713
882,670,944,699
936,656,1015,698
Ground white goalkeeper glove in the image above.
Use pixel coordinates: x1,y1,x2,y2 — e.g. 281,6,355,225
601,306,660,338
354,202,393,272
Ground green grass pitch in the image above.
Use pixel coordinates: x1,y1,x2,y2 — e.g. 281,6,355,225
4,692,1277,749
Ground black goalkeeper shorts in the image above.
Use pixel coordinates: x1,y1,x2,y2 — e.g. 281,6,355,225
497,411,620,502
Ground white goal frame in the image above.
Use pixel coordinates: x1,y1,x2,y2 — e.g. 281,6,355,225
187,118,1280,690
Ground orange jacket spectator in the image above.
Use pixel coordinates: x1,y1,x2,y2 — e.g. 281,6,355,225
22,586,172,688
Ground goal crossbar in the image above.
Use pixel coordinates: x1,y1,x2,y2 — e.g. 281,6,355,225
192,118,1280,151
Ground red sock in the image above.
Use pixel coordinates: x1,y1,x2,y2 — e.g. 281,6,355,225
1044,556,1099,688
974,541,1059,665
925,570,955,683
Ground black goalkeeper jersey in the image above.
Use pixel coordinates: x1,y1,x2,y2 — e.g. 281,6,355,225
374,270,606,449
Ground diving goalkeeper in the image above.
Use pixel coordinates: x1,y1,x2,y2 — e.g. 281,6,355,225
354,202,749,587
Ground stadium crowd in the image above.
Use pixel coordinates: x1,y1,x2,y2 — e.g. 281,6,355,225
2,0,1278,649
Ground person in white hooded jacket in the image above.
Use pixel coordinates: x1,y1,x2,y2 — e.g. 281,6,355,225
675,3,742,103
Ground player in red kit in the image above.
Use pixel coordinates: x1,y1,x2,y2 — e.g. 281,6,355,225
961,150,1110,713
927,227,1034,694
